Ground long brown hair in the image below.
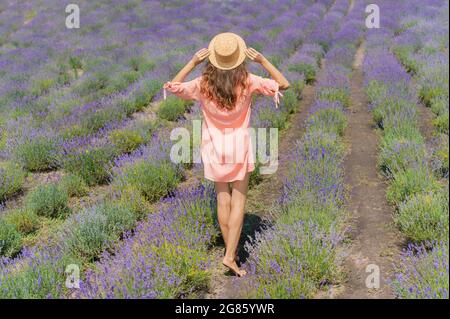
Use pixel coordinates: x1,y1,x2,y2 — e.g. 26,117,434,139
200,62,249,111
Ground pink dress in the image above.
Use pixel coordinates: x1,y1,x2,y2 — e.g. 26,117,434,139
163,73,281,182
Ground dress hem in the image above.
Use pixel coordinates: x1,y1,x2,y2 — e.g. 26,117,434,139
204,166,255,183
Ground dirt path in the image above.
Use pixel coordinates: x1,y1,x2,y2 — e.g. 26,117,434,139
413,83,435,142
204,83,317,299
417,104,434,142
335,42,405,299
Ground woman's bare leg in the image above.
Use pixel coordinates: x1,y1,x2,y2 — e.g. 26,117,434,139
222,173,250,277
215,182,232,248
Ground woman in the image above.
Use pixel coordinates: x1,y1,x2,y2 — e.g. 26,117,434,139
164,32,289,276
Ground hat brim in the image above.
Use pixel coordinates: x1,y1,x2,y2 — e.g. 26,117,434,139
208,33,247,70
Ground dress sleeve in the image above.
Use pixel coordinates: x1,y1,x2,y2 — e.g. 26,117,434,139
163,77,201,101
249,74,283,108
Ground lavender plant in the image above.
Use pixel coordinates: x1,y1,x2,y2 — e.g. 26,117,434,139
392,242,449,299
395,187,449,243
2,208,39,236
0,163,26,202
25,182,70,218
0,219,22,257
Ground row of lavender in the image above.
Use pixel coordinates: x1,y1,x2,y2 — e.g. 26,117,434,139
391,1,449,299
0,0,331,298
0,0,304,257
392,1,448,176
242,1,367,298
363,0,448,299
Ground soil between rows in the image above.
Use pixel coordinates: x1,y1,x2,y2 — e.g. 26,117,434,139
333,42,406,299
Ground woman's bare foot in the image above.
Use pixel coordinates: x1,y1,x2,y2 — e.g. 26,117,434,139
222,257,247,277
223,249,240,262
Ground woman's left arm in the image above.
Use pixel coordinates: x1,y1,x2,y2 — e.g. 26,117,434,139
170,48,210,82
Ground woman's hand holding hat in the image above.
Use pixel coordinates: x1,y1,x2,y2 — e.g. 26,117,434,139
191,48,210,66
245,47,265,64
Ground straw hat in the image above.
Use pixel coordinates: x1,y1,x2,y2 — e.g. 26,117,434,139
208,32,247,70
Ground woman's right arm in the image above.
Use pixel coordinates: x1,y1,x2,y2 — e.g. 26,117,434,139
245,48,290,90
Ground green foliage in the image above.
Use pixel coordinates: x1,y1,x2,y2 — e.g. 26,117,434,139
257,102,288,129
25,183,70,218
157,96,187,121
317,88,350,108
30,77,55,97
271,55,284,69
111,185,149,219
387,167,439,205
379,136,428,178
372,98,413,128
63,204,135,261
0,163,26,201
120,79,162,115
302,131,344,157
14,137,60,171
109,129,145,154
60,124,89,140
127,55,155,73
249,161,263,188
395,189,449,243
68,55,83,73
3,209,39,235
83,108,125,134
430,96,448,116
366,80,389,103
433,112,449,134
383,123,424,144
280,89,298,114
63,146,116,186
114,160,182,203
268,26,283,38
393,46,420,74
103,71,139,95
75,71,109,96
59,174,89,197
288,63,316,83
420,84,449,107
431,134,449,178
307,108,347,136
290,78,306,98
0,220,22,257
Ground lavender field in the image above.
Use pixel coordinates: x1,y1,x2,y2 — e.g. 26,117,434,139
0,0,448,299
